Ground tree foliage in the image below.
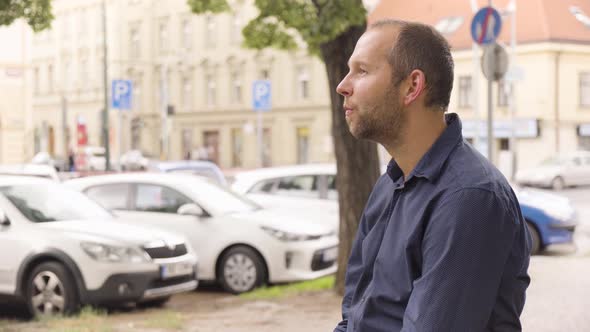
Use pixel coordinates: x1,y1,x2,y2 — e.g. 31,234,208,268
0,0,53,32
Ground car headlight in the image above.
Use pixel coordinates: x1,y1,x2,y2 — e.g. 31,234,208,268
261,226,324,242
81,242,151,263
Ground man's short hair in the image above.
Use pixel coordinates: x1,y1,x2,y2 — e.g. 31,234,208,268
370,19,454,111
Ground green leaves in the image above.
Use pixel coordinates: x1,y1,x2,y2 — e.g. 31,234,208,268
0,0,54,32
187,0,230,14
187,0,367,55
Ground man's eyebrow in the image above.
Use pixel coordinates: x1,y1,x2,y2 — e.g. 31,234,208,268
348,59,370,68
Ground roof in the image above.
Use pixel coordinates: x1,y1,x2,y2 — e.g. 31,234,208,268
369,0,590,51
0,175,55,186
231,164,336,193
63,172,212,188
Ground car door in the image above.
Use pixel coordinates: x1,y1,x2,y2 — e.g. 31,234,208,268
118,183,217,280
567,156,585,186
0,195,31,295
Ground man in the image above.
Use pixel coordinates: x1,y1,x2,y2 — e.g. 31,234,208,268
334,20,531,332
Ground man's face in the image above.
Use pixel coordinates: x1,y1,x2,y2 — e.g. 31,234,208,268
336,27,406,144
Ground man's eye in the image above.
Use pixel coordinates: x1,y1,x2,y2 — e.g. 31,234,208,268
359,68,368,74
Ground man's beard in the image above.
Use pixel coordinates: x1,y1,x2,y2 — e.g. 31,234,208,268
349,86,405,147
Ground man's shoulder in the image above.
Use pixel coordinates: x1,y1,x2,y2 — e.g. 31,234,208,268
439,142,514,199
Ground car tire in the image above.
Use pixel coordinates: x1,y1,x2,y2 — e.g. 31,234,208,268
25,262,79,317
137,296,171,308
218,246,266,294
526,221,541,255
551,176,565,191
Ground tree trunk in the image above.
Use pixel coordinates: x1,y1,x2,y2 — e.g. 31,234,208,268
319,24,381,295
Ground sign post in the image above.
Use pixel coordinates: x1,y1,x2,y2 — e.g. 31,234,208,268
252,80,271,168
111,79,133,169
471,6,502,162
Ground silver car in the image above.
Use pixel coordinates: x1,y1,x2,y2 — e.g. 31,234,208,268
515,151,590,190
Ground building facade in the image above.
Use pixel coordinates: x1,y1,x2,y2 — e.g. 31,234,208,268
30,0,334,169
0,21,32,164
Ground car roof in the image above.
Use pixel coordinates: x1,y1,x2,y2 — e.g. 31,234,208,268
0,164,60,181
64,172,212,188
231,163,337,192
0,175,57,186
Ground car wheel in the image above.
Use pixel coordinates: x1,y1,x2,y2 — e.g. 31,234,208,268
137,296,171,308
526,221,541,255
551,176,565,191
25,262,79,317
218,246,266,294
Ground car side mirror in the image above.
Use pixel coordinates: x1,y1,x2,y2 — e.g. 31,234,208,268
0,210,10,226
177,203,204,217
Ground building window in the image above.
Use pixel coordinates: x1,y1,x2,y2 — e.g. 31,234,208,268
132,76,142,112
499,138,510,151
231,13,242,45
497,80,509,107
263,128,272,167
581,72,590,107
297,66,310,100
206,74,216,106
458,76,473,108
297,126,310,164
158,19,169,54
34,67,40,95
130,25,140,58
47,64,54,93
231,128,243,167
79,57,88,89
205,15,215,47
182,76,192,111
181,18,192,50
579,136,590,151
260,69,270,80
230,71,242,103
182,129,193,160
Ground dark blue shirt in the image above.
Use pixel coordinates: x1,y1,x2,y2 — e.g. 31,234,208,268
335,113,531,332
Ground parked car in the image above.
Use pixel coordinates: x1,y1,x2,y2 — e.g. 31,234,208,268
232,164,577,254
120,150,153,171
515,151,590,190
64,173,338,294
31,152,68,171
148,160,228,186
0,176,198,317
77,146,107,171
0,164,60,182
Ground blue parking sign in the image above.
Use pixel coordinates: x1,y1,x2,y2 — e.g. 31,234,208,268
111,79,133,110
252,80,271,112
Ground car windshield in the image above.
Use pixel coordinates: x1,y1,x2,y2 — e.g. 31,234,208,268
540,156,569,166
185,179,261,215
0,184,113,223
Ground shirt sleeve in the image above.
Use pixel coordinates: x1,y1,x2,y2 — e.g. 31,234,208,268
334,212,371,332
401,188,527,332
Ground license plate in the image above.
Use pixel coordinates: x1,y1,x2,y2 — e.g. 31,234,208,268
322,247,338,262
160,262,194,279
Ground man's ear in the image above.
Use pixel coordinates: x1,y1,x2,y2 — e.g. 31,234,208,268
403,69,426,106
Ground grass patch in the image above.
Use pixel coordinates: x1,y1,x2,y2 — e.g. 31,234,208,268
240,276,334,300
38,306,112,332
140,310,185,330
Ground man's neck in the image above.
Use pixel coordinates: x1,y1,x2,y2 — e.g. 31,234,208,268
385,112,447,178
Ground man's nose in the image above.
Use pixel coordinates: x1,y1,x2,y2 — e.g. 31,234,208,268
336,76,352,97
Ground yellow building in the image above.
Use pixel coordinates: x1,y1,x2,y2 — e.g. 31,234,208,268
30,0,334,169
0,21,32,164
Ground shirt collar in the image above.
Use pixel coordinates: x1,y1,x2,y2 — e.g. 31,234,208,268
386,113,463,183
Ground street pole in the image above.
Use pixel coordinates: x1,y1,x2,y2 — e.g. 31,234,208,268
101,0,111,171
61,96,68,166
508,0,517,180
487,0,494,163
469,0,480,151
257,110,263,167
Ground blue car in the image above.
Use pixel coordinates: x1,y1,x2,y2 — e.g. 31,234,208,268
515,186,577,254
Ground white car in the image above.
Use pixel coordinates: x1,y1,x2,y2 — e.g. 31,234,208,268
120,150,152,171
515,151,590,190
231,164,340,230
0,176,198,317
64,173,338,294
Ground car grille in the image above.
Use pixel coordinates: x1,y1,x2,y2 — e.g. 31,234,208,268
143,243,188,259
